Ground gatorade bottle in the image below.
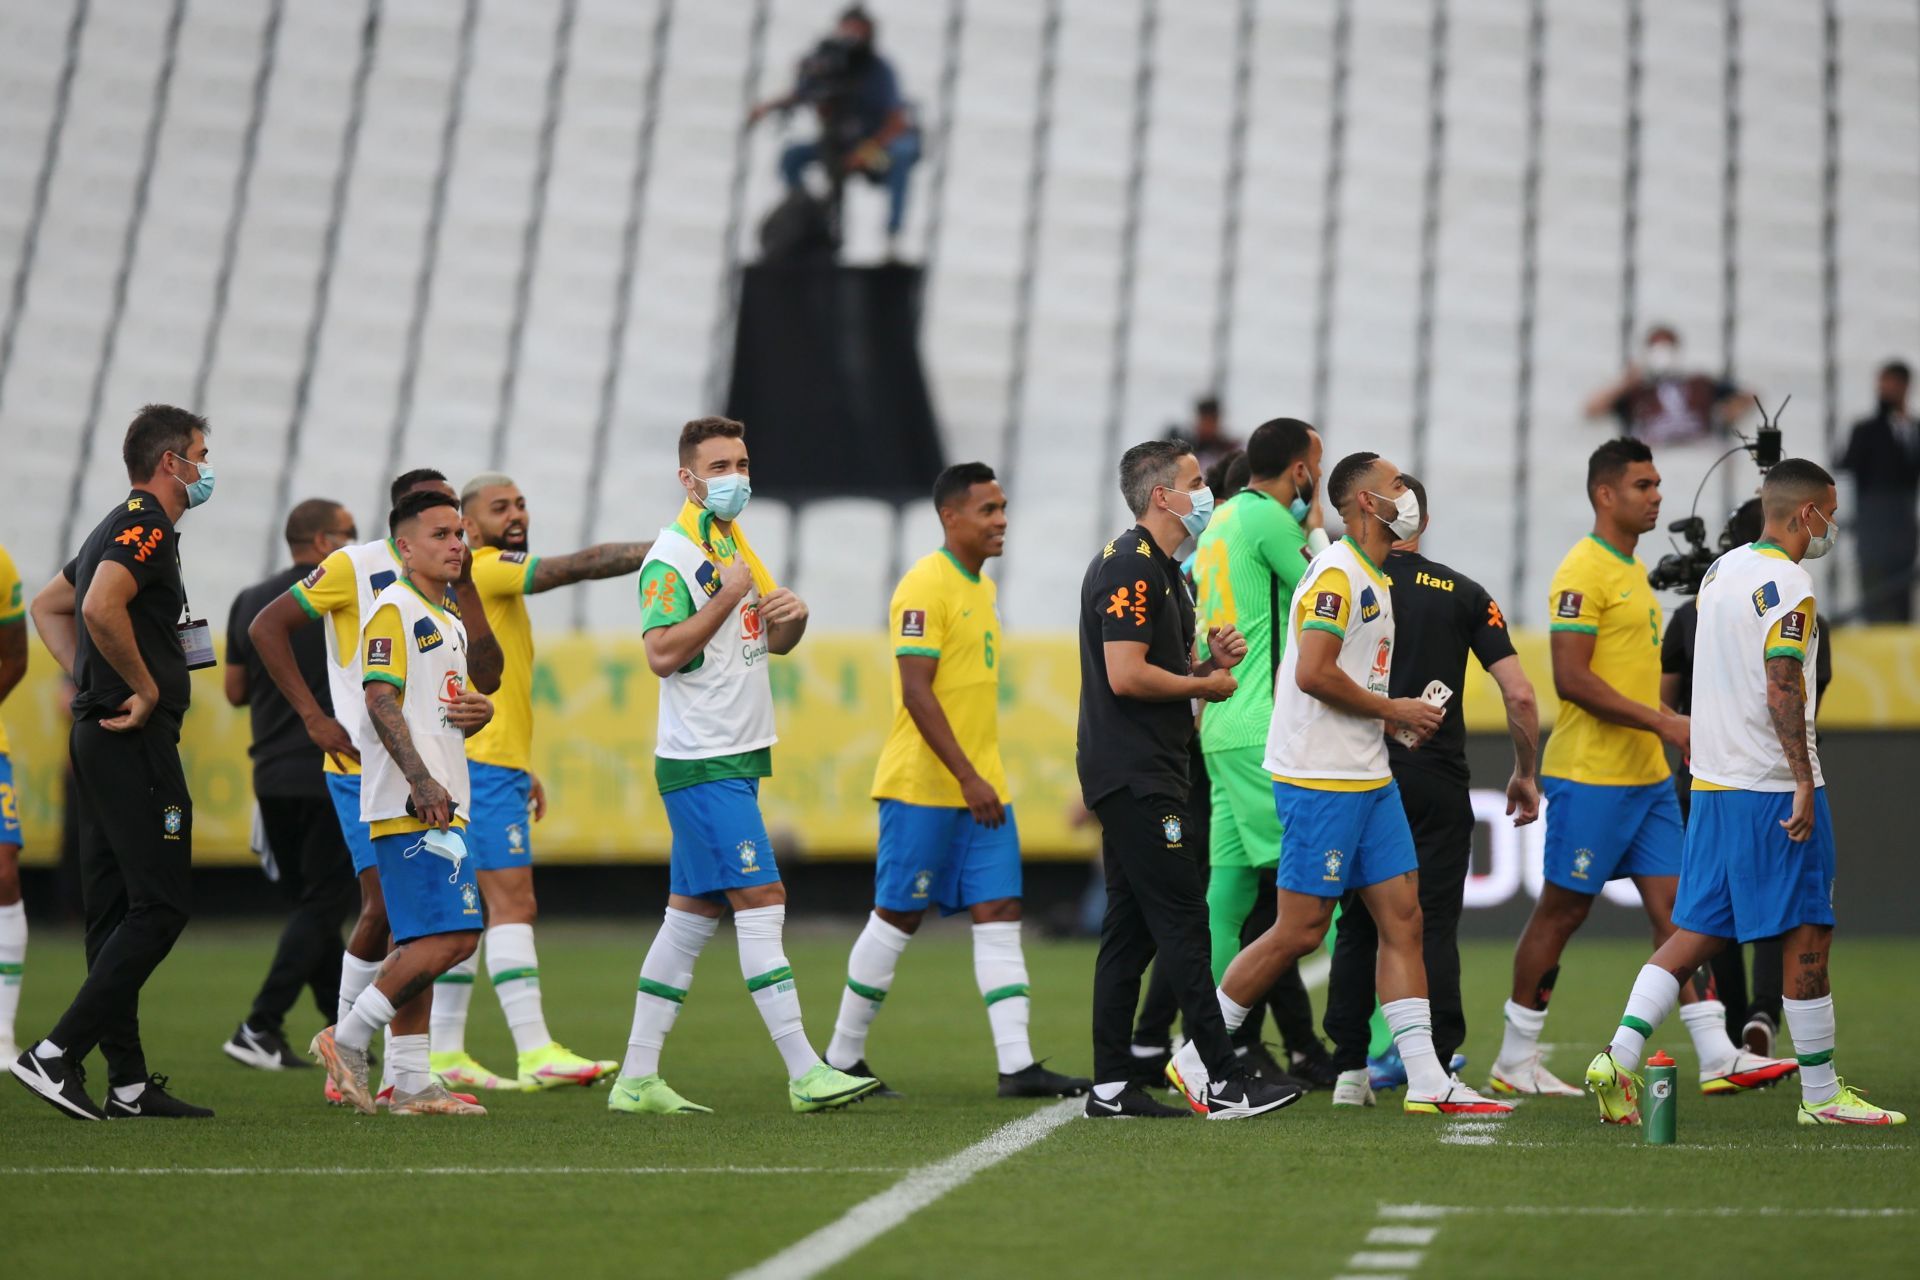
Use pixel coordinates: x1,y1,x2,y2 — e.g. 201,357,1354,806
1645,1050,1677,1145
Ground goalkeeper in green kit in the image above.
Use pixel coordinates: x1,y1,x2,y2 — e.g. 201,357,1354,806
1190,418,1334,1078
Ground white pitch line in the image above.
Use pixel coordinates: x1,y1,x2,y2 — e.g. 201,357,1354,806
730,1099,1082,1280
0,1166,907,1177
1366,1227,1438,1246
1348,1250,1424,1269
1382,1203,1912,1219
1437,1133,1496,1146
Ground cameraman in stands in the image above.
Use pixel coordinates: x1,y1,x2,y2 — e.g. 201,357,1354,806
750,6,921,255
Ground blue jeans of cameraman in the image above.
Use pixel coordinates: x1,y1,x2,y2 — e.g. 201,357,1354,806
780,133,922,236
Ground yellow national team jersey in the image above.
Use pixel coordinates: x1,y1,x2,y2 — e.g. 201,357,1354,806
463,545,541,772
871,549,1009,807
0,541,22,756
1541,533,1670,786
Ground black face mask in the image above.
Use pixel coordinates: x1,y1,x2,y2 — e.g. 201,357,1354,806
1880,395,1906,415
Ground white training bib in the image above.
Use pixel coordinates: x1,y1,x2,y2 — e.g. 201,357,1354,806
1265,538,1397,782
644,526,777,760
358,580,473,825
318,539,406,757
1689,544,1823,792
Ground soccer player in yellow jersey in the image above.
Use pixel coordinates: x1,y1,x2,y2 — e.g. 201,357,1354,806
417,472,654,1092
825,464,1090,1099
0,542,28,1060
1488,438,1792,1099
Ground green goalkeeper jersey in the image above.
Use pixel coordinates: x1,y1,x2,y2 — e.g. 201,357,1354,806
1193,488,1313,754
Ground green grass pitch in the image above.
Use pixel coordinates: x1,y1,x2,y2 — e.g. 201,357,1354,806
3,922,1914,1279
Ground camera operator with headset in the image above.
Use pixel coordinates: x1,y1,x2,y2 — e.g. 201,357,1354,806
750,6,921,256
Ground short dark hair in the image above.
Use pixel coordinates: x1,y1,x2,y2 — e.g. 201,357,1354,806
1202,449,1241,497
1196,395,1221,418
390,468,448,508
933,462,996,511
1881,359,1911,384
1245,417,1314,481
285,498,345,553
1119,439,1191,517
1400,473,1427,529
1326,451,1381,515
1224,453,1251,500
679,415,745,467
1646,323,1679,345
122,404,207,481
1760,458,1835,521
389,489,460,538
1726,497,1765,545
1586,436,1653,500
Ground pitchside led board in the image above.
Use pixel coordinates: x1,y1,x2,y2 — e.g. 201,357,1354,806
5,629,1918,930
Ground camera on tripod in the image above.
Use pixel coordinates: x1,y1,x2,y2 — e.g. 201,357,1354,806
1645,411,1785,596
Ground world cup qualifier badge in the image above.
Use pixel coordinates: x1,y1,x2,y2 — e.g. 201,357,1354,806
1161,815,1183,847
1556,590,1585,619
161,805,184,840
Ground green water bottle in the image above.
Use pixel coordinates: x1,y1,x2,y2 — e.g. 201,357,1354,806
1644,1050,1677,1145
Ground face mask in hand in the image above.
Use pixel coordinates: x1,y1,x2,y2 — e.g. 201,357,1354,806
698,473,751,521
1167,484,1214,537
1288,472,1313,523
1366,489,1421,541
1801,507,1838,560
172,453,215,508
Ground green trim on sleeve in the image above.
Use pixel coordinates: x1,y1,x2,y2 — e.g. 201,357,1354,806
1764,645,1808,662
363,670,405,690
0,609,24,626
1549,622,1599,635
521,555,541,593
289,583,322,621
1300,619,1345,639
895,645,942,659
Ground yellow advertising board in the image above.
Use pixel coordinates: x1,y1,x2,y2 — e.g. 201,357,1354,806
5,627,1917,866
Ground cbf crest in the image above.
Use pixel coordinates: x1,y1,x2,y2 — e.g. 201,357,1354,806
1161,815,1183,846
1322,849,1344,882
506,823,525,855
912,869,933,899
1572,848,1594,880
460,882,480,913
161,805,184,839
738,840,761,873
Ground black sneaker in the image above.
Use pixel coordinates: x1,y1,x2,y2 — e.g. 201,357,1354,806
222,1023,313,1071
1083,1085,1192,1119
1239,1041,1316,1093
11,1047,105,1120
1204,1070,1304,1121
1125,1045,1172,1090
998,1060,1092,1098
105,1073,215,1119
1290,1044,1342,1090
841,1059,902,1100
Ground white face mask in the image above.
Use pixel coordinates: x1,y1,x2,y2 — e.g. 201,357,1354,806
1366,488,1421,541
1645,342,1678,376
1801,506,1838,560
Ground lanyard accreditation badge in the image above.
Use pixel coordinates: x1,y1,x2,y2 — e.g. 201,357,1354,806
177,590,215,670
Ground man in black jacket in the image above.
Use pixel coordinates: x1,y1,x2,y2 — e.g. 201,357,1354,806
1837,360,1919,622
219,499,363,1071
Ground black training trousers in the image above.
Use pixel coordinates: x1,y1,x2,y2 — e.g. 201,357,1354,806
248,794,356,1034
1092,789,1235,1084
1323,767,1473,1071
49,717,194,1086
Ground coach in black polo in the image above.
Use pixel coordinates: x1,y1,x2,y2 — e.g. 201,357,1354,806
1078,440,1295,1121
1321,475,1541,1098
11,405,216,1120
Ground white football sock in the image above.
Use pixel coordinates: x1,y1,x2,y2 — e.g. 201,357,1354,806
34,1038,64,1060
389,1033,431,1095
736,905,823,1079
622,908,717,1079
1382,997,1451,1095
1093,1081,1127,1101
112,1080,146,1104
0,901,26,1049
826,913,911,1070
337,985,397,1053
381,1026,394,1089
973,921,1036,1075
1217,989,1252,1034
1783,994,1839,1104
1495,998,1548,1067
1609,965,1681,1072
338,953,382,1028
486,923,552,1054
1679,999,1739,1074
429,954,478,1057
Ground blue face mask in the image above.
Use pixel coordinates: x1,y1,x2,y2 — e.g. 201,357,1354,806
406,826,468,883
172,453,215,508
1169,484,1214,538
1288,470,1314,522
699,473,751,521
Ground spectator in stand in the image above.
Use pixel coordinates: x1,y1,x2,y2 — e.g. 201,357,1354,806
1584,325,1755,447
1837,360,1920,623
1166,397,1242,475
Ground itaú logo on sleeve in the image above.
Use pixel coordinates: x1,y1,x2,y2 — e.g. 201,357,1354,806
1464,789,1645,910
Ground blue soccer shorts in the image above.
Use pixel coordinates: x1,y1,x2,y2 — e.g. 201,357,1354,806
1274,780,1418,898
874,799,1022,916
1541,777,1682,895
467,761,535,871
662,778,782,901
326,771,380,875
372,827,483,943
1673,787,1836,943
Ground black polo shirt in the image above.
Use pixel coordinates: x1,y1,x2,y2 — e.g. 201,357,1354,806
1382,549,1515,786
227,564,330,797
64,489,192,730
1077,525,1197,807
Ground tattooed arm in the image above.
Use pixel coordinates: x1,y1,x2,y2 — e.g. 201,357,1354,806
529,542,653,593
366,681,453,829
1765,654,1815,842
451,550,503,694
